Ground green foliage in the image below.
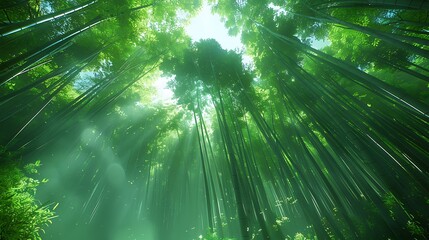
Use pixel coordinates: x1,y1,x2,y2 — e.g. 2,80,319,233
0,148,56,240
407,220,425,237
161,39,252,111
201,231,236,240
292,232,315,240
382,192,427,238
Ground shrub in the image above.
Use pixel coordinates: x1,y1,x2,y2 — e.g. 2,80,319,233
0,148,56,240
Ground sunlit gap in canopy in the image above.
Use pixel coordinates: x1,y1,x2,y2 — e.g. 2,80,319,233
185,2,254,66
150,76,175,105
153,2,254,106
185,3,242,51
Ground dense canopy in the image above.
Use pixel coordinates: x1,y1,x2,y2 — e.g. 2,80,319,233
0,0,428,239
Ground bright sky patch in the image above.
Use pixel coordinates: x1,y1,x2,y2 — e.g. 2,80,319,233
151,76,175,104
185,4,243,51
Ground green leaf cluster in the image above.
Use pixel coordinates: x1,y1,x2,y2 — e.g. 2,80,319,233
0,148,56,240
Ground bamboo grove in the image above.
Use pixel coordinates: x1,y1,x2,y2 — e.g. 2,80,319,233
0,0,428,239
